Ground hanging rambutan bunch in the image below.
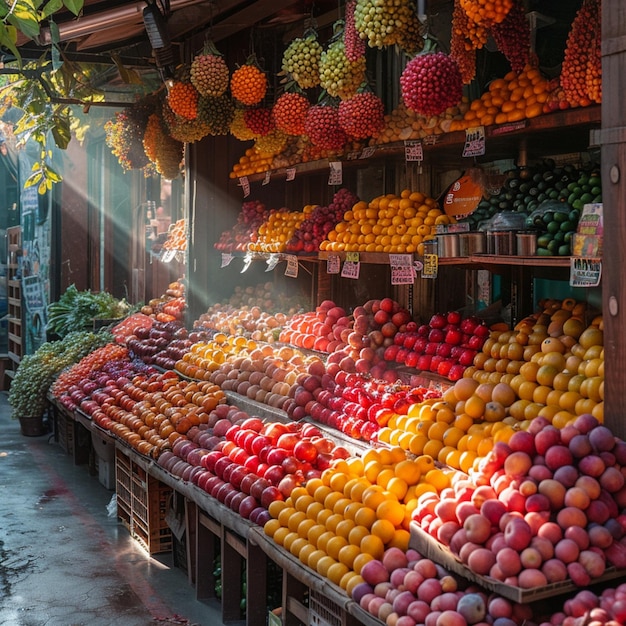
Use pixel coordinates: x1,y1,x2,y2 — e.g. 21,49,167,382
230,57,267,106
190,40,229,97
338,91,385,139
400,51,464,116
272,92,310,136
304,102,348,151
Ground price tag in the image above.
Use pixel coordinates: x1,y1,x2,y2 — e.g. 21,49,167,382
328,161,343,185
326,254,340,274
265,254,281,272
346,151,360,160
360,146,376,159
389,253,415,285
345,251,360,263
286,167,296,181
284,255,299,278
161,249,176,263
341,260,360,279
421,253,438,279
262,171,271,186
463,126,486,157
570,257,602,287
241,252,253,273
404,140,423,163
238,176,250,197
221,252,233,267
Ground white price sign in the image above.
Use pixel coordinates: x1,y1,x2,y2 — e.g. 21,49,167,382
238,176,250,197
328,161,343,185
284,255,299,278
221,252,233,267
326,254,340,274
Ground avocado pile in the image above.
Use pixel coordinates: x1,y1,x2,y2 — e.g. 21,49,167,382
461,160,602,256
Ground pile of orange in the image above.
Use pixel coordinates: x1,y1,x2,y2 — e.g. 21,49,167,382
248,208,309,253
320,189,452,254
229,145,278,178
263,446,454,591
450,65,551,130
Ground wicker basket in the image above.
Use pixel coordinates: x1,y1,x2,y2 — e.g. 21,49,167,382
19,415,46,437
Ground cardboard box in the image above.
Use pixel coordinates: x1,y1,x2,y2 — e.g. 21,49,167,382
267,608,282,626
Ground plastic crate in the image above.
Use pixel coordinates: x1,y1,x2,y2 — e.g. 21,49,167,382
309,589,345,626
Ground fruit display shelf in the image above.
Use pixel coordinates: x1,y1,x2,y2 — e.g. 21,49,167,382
409,523,626,604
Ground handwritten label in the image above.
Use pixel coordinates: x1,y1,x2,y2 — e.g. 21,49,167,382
161,249,176,263
391,266,415,285
345,251,360,263
341,260,360,279
326,255,340,274
238,176,250,197
360,146,376,159
286,167,296,181
389,254,413,267
405,140,423,163
285,255,299,278
262,171,271,186
221,252,233,267
570,257,602,287
463,126,486,157
328,161,343,185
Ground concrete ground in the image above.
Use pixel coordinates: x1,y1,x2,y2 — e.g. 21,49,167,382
0,392,227,626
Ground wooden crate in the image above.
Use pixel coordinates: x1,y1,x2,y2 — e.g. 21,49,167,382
115,448,173,554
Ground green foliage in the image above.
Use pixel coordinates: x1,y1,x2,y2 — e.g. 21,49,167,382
8,330,113,419
46,284,132,338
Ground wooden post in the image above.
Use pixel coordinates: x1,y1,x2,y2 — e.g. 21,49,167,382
601,1,626,438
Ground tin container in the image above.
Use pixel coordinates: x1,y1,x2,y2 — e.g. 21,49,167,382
458,232,486,256
436,234,460,258
487,230,516,255
516,231,537,256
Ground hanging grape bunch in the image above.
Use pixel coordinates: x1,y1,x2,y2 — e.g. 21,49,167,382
319,27,367,101
338,92,385,139
230,59,267,106
354,0,424,54
400,52,464,116
272,92,310,136
281,32,323,89
197,95,235,136
190,41,230,97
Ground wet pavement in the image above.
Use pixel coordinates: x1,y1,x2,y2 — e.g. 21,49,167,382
0,392,227,626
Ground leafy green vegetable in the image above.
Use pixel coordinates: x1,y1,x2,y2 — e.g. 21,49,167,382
47,284,132,338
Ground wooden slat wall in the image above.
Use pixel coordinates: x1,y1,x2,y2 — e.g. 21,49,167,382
601,1,626,438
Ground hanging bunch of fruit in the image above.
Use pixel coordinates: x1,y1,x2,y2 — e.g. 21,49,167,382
271,91,310,136
450,0,486,84
243,106,275,137
230,56,268,106
353,0,424,55
167,79,200,121
400,51,464,117
343,0,366,62
561,0,602,106
460,0,514,28
190,40,230,98
142,113,184,180
197,95,235,136
338,91,385,140
319,22,367,101
490,0,531,74
281,29,323,90
304,101,349,152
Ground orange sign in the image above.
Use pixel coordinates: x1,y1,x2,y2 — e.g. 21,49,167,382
442,174,484,218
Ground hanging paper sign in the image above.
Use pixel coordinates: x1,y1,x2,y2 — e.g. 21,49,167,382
463,126,486,157
238,176,250,197
265,254,281,272
241,252,253,273
286,167,296,181
570,257,602,287
284,255,299,278
389,254,415,283
413,259,424,272
327,254,340,274
328,161,343,185
221,252,233,267
360,146,376,159
346,151,360,160
442,173,484,219
404,140,423,163
341,260,360,279
422,254,438,279
262,171,271,186
346,252,360,263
